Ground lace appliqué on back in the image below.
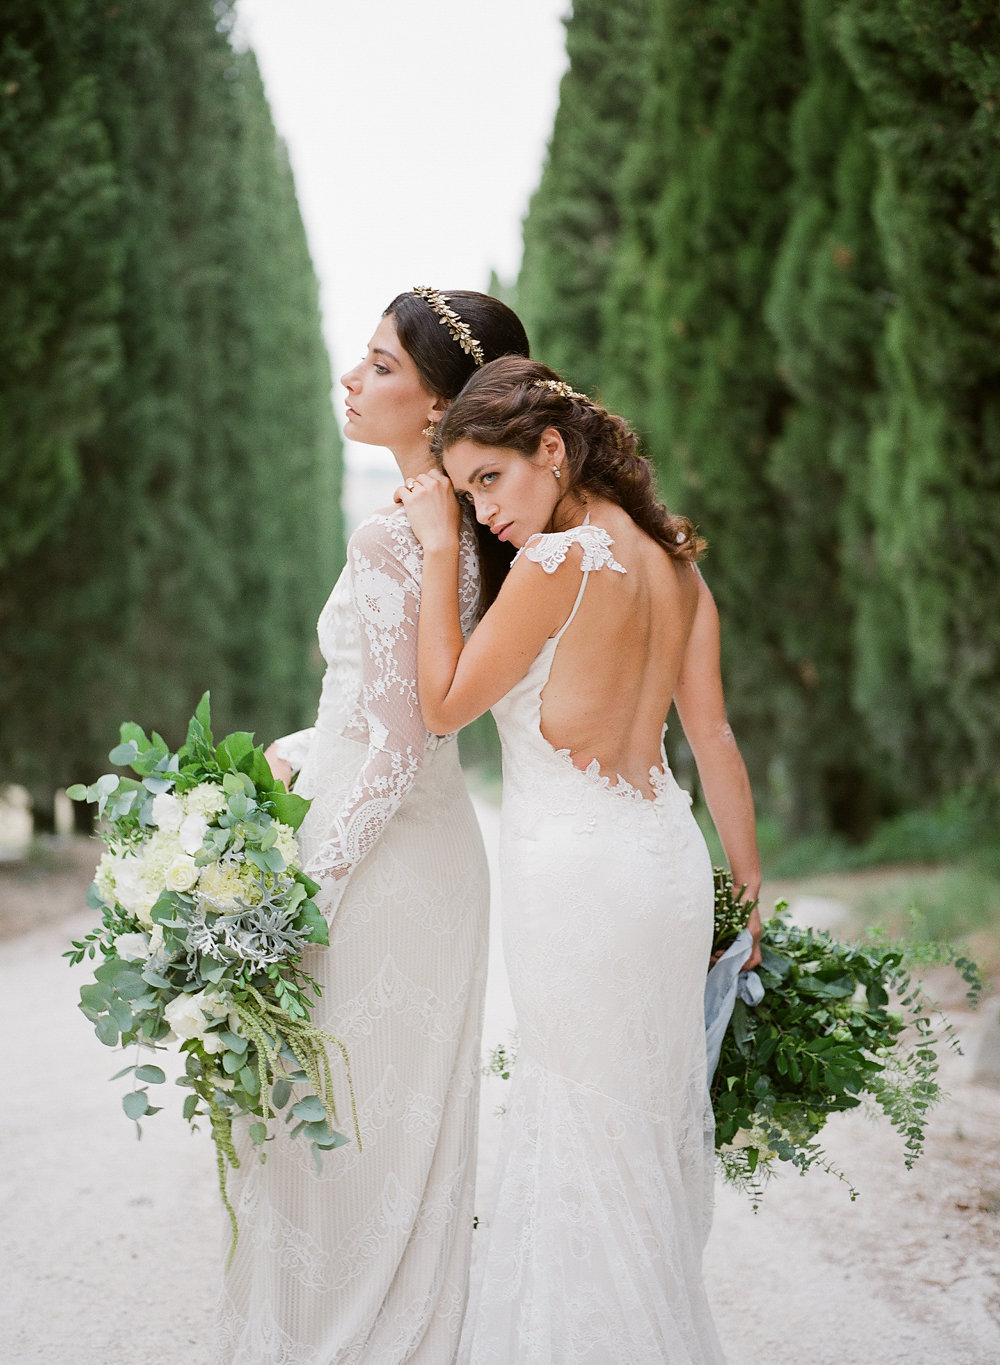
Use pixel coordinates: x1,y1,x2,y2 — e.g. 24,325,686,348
515,522,626,576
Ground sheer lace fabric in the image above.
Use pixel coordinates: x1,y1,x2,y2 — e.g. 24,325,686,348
463,524,725,1364
214,509,489,1365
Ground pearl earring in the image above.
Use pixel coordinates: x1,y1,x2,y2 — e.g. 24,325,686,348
552,466,561,479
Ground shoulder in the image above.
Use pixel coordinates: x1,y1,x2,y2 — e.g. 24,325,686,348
514,522,626,576
348,506,478,585
348,507,423,588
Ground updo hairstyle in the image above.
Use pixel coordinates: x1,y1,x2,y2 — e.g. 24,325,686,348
433,356,706,569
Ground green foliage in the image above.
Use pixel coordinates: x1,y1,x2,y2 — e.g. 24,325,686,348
65,695,356,1257
0,1,343,820
517,0,1000,838
712,904,974,1198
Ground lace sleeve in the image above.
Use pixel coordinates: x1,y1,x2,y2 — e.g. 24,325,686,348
304,516,431,922
269,728,315,776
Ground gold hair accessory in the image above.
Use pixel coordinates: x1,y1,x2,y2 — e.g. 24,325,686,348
532,378,589,402
412,286,485,366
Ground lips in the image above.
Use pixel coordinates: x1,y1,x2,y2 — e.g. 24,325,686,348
492,521,512,542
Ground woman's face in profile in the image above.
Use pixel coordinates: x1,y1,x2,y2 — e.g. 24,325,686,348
340,315,437,449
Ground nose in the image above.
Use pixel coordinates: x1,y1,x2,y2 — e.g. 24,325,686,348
474,494,497,527
341,363,360,391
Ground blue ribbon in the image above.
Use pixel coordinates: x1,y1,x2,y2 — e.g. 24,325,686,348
704,928,764,1080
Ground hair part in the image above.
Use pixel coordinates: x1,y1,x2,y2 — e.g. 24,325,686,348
433,357,706,574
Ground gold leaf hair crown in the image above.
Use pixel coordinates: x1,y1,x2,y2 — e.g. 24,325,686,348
412,286,485,366
532,377,590,403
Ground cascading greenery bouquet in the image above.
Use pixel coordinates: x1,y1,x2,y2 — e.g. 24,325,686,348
65,694,358,1257
710,868,980,1201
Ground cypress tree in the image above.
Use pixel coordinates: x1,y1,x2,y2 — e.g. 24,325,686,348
0,1,342,821
836,0,1000,806
0,4,121,568
516,0,650,395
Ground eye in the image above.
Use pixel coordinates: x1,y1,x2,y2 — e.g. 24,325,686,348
459,491,474,505
373,361,389,375
480,471,498,488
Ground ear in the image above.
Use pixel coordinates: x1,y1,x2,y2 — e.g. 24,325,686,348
427,393,449,424
539,426,566,470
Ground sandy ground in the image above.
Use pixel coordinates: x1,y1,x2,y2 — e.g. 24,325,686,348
1,809,998,1365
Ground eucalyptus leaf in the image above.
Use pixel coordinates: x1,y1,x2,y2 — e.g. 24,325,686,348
289,1095,327,1123
135,1064,166,1084
95,1015,119,1047
122,1090,149,1119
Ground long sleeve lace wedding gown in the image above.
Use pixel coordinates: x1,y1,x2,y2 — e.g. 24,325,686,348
461,523,726,1365
214,507,489,1365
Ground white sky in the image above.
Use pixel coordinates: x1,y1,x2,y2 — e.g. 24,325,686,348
233,0,570,497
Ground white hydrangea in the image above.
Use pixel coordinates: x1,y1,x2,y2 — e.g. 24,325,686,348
272,823,300,867
184,783,228,819
197,860,261,910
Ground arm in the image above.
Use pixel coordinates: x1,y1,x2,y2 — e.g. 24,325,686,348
303,520,431,922
673,571,762,968
399,471,579,734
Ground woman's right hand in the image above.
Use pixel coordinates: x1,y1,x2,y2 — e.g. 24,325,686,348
396,469,463,553
264,743,294,789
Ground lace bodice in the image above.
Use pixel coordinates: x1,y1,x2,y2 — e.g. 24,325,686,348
272,507,481,919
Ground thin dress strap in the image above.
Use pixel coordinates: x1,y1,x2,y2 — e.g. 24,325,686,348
515,518,627,644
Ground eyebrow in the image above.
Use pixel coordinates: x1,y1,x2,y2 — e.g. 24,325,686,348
371,346,400,365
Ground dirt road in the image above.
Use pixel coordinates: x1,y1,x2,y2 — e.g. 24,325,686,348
1,821,997,1364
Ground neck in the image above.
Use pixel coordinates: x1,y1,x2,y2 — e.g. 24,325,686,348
549,489,589,533
392,437,436,483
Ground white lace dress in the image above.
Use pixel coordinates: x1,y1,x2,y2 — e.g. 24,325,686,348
462,524,725,1364
214,508,490,1365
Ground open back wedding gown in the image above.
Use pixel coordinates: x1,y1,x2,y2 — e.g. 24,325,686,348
214,507,489,1365
462,523,726,1365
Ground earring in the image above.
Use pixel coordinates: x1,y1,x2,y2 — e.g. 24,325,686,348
552,465,561,479
422,423,437,439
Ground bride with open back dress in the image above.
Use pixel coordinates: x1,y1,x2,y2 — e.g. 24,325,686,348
400,356,762,1364
213,290,528,1365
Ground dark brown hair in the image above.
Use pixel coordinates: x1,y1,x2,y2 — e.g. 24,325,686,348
385,291,531,603
433,357,706,584
383,290,530,401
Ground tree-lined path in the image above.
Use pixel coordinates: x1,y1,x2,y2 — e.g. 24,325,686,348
2,810,997,1365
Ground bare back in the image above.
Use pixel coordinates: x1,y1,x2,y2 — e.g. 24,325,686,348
537,500,700,796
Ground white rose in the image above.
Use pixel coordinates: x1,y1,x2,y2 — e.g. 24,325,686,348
151,792,184,832
164,988,229,1045
178,812,209,856
112,932,151,961
164,856,199,892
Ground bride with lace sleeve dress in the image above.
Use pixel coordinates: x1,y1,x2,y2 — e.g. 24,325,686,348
213,290,529,1365
400,357,762,1365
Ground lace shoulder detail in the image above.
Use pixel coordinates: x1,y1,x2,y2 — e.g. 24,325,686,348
515,523,627,576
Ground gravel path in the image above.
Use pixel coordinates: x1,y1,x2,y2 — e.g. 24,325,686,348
2,813,998,1364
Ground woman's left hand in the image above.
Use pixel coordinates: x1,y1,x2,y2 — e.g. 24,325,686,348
396,469,463,553
740,901,763,971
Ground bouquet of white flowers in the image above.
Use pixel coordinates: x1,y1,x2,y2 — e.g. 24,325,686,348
66,694,358,1257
